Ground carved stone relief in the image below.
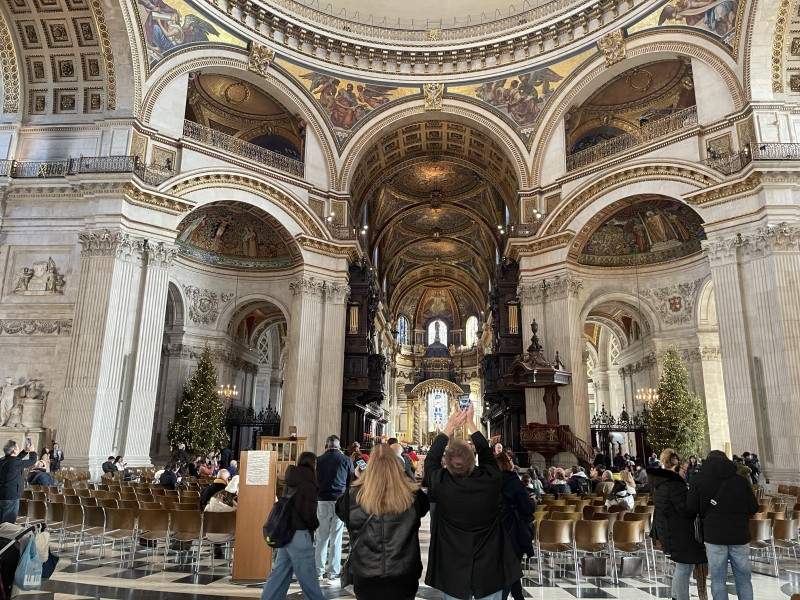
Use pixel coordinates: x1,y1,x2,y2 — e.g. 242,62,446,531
182,285,234,326
0,377,48,429
641,277,706,326
12,257,65,295
0,319,72,336
248,44,275,77
423,83,444,111
597,30,626,67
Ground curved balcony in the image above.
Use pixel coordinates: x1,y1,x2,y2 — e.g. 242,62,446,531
566,106,698,172
182,120,305,178
702,143,800,175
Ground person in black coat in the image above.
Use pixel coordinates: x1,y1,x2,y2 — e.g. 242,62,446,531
50,442,64,472
687,450,757,600
0,439,37,523
647,449,707,600
171,443,189,468
425,406,521,600
26,461,56,487
496,452,534,600
336,444,429,600
219,446,232,470
261,453,324,600
159,463,180,490
101,456,115,475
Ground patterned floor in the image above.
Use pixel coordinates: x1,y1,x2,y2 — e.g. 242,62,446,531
17,518,800,600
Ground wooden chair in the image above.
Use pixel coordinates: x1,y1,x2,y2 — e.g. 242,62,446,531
536,519,577,584
102,508,138,567
575,518,611,582
198,511,236,573
25,500,47,524
610,519,652,583
139,501,162,510
46,501,65,543
119,499,140,510
137,509,171,565
549,511,581,522
60,504,85,552
98,498,119,509
76,505,106,561
14,499,27,525
169,510,203,568
749,518,778,576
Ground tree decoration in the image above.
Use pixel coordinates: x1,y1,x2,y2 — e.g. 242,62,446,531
167,347,229,455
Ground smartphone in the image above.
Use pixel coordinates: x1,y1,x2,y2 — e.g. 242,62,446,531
458,394,471,411
356,459,367,471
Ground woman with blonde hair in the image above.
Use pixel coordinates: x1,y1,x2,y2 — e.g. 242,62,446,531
336,443,429,600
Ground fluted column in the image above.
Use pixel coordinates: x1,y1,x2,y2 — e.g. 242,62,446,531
121,242,177,467
60,229,147,476
315,281,349,450
281,276,325,451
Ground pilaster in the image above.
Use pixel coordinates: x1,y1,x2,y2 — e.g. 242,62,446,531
315,281,349,451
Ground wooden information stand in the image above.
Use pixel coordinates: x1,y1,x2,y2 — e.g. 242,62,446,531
231,450,278,583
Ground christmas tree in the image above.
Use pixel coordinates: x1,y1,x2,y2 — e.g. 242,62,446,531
167,347,229,455
645,348,707,458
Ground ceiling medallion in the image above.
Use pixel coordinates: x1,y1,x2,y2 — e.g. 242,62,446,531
626,68,653,93
223,82,251,105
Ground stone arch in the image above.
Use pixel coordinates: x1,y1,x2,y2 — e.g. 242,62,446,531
165,281,185,330
580,291,661,338
337,96,530,194
140,47,337,188
697,277,717,329
165,169,330,240
541,159,720,237
221,294,292,343
529,31,746,185
745,0,786,100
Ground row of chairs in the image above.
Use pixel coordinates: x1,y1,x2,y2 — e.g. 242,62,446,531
748,517,800,576
25,501,235,571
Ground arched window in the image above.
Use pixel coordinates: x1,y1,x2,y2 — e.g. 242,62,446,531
427,319,447,345
465,315,479,347
396,315,410,345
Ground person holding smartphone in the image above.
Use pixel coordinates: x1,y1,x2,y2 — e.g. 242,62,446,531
0,439,37,523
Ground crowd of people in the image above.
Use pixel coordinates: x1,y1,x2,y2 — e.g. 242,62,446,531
256,410,764,600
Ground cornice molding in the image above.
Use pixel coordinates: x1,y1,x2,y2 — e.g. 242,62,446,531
704,221,800,264
296,235,361,263
683,172,762,206
124,184,193,215
506,231,574,261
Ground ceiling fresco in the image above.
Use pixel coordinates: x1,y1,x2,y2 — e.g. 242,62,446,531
578,196,705,267
136,0,246,67
176,202,300,270
449,49,593,135
627,0,744,48
276,58,417,142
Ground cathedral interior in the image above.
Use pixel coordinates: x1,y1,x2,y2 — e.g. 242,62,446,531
0,0,798,595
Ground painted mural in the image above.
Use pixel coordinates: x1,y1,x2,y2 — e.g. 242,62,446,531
627,0,741,47
137,0,246,66
578,198,705,267
277,59,417,137
176,203,296,270
450,49,593,133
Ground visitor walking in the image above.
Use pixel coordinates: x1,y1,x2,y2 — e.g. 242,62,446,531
425,406,521,600
315,434,353,583
261,452,325,600
335,444,429,600
495,452,534,600
50,442,64,472
0,439,37,523
648,449,708,600
687,450,758,600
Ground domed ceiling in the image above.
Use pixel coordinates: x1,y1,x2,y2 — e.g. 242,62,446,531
177,202,301,270
576,196,705,267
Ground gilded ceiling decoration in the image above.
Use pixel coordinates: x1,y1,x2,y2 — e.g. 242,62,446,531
5,0,114,115
415,287,460,328
135,0,245,67
176,201,301,270
576,196,705,267
397,207,473,237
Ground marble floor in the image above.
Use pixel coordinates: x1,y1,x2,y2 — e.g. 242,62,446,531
18,520,800,600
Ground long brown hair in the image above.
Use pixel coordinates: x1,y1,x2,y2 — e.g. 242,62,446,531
354,444,418,515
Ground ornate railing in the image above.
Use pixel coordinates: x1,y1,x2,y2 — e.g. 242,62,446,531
183,120,305,178
702,143,800,175
566,106,699,172
0,155,172,184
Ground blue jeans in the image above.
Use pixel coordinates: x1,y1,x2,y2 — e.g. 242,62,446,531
315,500,344,578
444,592,503,600
705,543,753,600
0,500,19,524
261,530,325,600
671,562,695,600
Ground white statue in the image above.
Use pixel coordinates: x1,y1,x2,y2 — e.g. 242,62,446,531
0,378,25,427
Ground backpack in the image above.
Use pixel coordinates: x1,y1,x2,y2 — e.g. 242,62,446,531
262,488,296,548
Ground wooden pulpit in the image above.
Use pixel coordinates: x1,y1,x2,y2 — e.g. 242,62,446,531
231,450,278,583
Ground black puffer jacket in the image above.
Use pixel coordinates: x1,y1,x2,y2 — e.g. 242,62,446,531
648,467,705,564
336,487,429,578
285,464,320,532
686,454,758,545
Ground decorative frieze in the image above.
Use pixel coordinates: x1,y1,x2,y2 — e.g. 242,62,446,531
641,277,706,326
0,319,72,336
182,285,234,326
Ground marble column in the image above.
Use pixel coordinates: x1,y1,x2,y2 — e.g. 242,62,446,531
60,229,147,476
518,274,589,441
120,242,177,467
705,223,800,481
315,281,349,450
281,276,325,452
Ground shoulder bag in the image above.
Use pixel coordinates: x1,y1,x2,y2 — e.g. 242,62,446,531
694,478,730,544
340,484,374,589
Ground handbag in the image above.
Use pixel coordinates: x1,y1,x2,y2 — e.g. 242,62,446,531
694,477,730,544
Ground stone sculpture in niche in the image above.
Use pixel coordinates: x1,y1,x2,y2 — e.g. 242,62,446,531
0,377,48,429
13,257,65,295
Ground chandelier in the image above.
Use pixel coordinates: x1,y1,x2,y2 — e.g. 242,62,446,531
217,384,238,400
635,387,658,404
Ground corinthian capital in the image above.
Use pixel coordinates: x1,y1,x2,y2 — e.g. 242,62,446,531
547,274,583,300
325,281,350,304
517,281,546,304
78,228,147,261
146,241,178,268
290,276,325,297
